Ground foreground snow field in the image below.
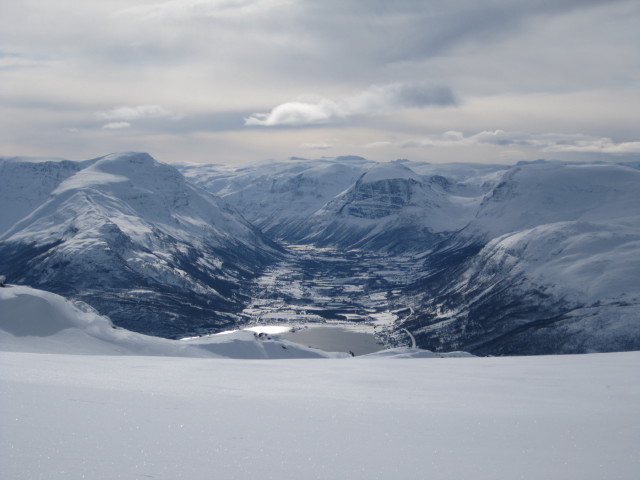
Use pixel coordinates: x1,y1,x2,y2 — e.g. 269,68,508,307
1,351,639,480
1,285,638,478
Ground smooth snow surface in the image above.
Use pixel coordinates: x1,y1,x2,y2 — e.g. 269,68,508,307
1,351,638,480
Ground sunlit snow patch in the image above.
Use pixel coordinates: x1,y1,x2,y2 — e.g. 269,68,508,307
243,325,292,334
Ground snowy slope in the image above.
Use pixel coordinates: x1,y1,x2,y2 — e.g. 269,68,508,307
467,162,640,240
400,162,640,354
180,156,373,239
0,284,339,358
0,157,84,235
401,159,509,180
0,153,281,337
1,349,638,480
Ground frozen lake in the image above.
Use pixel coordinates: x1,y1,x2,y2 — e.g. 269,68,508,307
279,326,385,356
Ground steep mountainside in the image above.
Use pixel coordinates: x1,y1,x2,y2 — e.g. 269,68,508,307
0,157,85,235
291,163,481,252
398,162,640,354
0,153,280,337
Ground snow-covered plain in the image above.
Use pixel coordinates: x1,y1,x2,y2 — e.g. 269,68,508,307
1,285,639,480
2,351,639,480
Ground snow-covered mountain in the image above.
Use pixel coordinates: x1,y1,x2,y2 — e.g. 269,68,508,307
180,156,373,240
0,156,85,235
398,162,640,354
0,153,281,337
180,157,489,252
290,162,482,252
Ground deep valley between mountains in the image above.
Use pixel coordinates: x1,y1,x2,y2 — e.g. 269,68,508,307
1,152,639,355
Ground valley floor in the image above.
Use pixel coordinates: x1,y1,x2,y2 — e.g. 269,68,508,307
241,243,421,345
1,351,639,480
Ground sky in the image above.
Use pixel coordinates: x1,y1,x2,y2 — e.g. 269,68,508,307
1,0,639,165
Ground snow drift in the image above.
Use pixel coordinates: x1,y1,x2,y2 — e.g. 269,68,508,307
0,284,342,358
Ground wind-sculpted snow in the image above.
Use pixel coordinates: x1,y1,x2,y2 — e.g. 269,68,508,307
361,347,474,358
0,153,281,337
0,285,339,358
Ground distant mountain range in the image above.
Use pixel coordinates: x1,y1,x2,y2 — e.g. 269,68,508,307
1,152,638,353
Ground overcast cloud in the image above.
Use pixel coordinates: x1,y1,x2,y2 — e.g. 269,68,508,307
245,82,457,126
1,0,639,164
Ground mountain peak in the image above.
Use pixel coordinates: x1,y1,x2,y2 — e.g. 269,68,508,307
94,151,155,165
359,162,422,184
53,152,182,197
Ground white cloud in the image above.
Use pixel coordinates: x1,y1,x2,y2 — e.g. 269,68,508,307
396,130,640,154
301,141,333,150
97,105,176,122
245,82,457,127
102,122,132,129
543,138,640,154
362,141,394,149
246,98,346,126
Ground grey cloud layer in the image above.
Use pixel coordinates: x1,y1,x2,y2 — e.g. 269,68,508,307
395,131,640,154
1,0,638,164
245,82,457,126
118,0,623,63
